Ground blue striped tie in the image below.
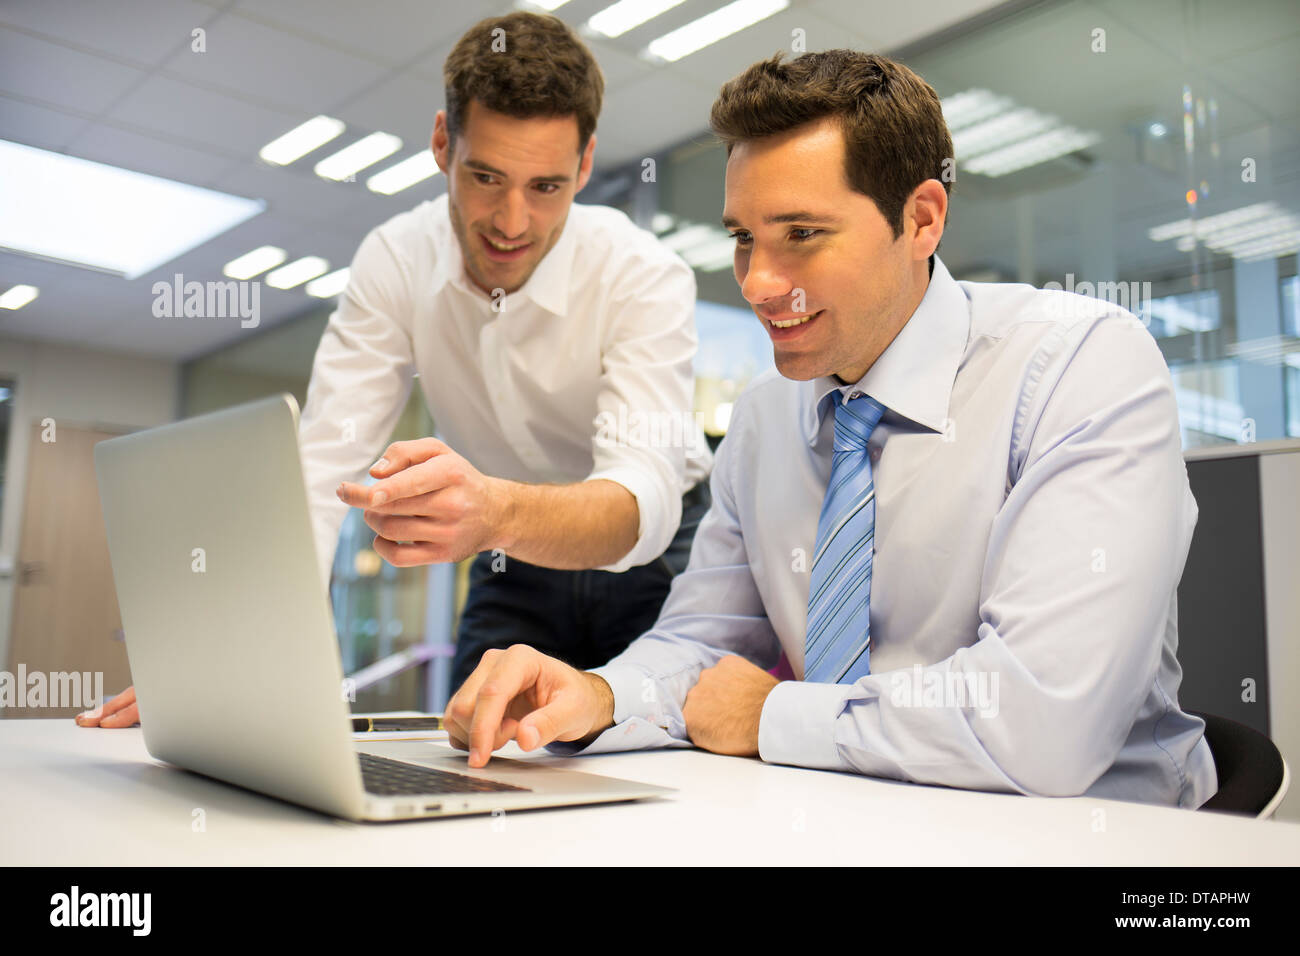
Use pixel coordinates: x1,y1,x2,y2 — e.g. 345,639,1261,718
805,392,887,684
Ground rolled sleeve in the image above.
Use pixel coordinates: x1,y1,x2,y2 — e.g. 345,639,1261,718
585,251,701,572
584,465,673,573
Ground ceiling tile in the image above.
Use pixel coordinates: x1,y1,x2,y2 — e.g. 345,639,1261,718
103,73,300,154
333,70,444,151
65,124,236,185
209,158,377,226
0,27,146,115
0,96,87,151
232,0,498,66
0,0,216,66
159,13,389,114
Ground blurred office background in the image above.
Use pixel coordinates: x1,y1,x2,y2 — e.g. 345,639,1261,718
1,0,1297,799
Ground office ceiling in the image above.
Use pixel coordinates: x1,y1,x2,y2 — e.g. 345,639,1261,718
0,0,1009,360
2,0,1296,364
914,0,1300,290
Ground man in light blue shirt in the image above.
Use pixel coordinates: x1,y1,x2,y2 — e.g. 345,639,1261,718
442,50,1217,809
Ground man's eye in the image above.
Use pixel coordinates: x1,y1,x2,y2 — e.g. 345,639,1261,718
536,183,560,194
791,228,821,241
473,172,494,185
728,232,752,245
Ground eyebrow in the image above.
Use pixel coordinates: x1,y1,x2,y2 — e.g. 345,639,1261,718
463,158,572,184
721,211,843,229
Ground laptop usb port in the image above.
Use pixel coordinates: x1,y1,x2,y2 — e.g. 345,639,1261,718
424,804,442,812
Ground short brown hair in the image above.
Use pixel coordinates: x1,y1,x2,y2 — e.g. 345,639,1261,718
710,51,952,239
442,12,604,155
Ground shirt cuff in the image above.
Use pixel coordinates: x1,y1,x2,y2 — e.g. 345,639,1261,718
758,679,855,771
584,465,675,572
543,662,673,755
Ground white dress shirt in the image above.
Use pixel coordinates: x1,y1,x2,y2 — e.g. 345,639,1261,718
551,254,1218,809
298,194,712,586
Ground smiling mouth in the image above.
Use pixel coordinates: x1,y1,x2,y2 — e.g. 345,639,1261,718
765,309,823,329
484,236,528,251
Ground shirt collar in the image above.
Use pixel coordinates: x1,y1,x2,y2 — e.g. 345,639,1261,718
429,194,470,297
801,254,971,445
428,194,575,315
515,206,576,315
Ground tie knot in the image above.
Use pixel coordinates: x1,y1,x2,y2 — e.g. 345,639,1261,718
833,393,886,451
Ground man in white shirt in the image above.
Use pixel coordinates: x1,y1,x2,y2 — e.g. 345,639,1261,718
320,12,711,691
440,50,1217,809
75,11,711,728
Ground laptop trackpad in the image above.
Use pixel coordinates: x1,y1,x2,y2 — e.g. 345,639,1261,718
353,740,669,795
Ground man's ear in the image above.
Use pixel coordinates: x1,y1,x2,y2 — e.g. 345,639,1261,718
908,179,947,262
575,133,596,194
431,110,450,175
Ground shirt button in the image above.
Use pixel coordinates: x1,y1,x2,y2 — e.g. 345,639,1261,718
850,391,862,399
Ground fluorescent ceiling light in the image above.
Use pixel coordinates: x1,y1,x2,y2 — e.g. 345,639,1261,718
940,89,1012,131
963,127,1100,177
661,221,735,271
1149,203,1275,241
650,212,677,234
589,0,686,38
1233,234,1300,261
1149,202,1300,262
266,256,329,289
661,223,719,252
0,139,264,280
519,0,571,10
306,267,351,298
645,0,788,62
315,133,402,182
950,108,1055,161
223,245,286,280
0,284,39,309
680,236,737,272
259,115,346,165
366,152,440,195
940,89,1101,178
1226,334,1300,366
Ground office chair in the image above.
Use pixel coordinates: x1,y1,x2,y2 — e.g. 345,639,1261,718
1189,710,1290,819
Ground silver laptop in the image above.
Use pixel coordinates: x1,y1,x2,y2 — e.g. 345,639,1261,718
93,392,673,821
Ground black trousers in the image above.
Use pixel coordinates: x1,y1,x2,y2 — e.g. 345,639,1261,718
448,482,711,693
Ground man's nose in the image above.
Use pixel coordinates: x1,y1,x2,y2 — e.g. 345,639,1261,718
739,247,792,305
492,190,529,240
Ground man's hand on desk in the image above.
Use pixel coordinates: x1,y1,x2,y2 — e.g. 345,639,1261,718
73,685,139,728
682,655,780,757
444,645,615,768
336,437,510,567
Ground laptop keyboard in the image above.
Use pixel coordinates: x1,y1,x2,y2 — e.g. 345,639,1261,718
359,752,531,796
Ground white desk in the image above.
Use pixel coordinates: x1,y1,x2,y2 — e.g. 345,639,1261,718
3,719,1299,865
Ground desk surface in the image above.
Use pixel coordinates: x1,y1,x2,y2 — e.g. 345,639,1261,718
4,719,1299,865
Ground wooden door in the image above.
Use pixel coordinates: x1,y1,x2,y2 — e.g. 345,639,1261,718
4,423,131,718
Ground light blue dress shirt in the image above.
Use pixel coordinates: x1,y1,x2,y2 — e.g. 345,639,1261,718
549,255,1217,809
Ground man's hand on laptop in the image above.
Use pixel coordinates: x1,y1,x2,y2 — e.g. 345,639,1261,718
74,685,139,728
444,645,615,768
335,438,508,567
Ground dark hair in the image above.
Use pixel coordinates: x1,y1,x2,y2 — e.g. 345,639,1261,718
710,50,952,238
443,11,604,155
